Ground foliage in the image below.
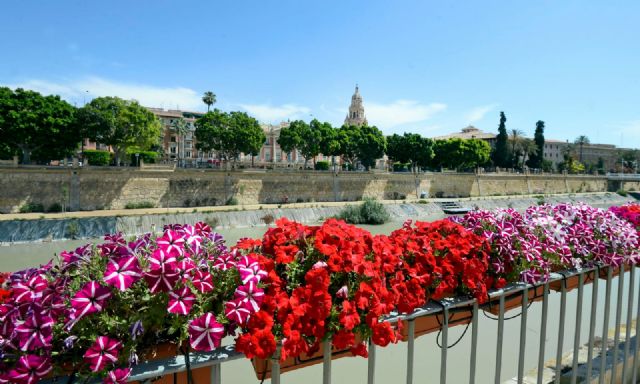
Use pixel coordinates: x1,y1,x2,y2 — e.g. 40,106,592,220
354,125,386,170
124,201,156,209
126,149,158,165
541,159,554,173
202,91,216,112
47,203,63,213
314,160,330,170
76,97,161,165
336,198,390,224
492,111,509,168
195,110,265,164
18,202,45,213
386,133,434,172
432,138,491,170
617,189,628,197
610,204,640,231
527,120,545,169
336,124,361,167
277,120,320,168
558,157,585,174
226,197,238,206
0,87,78,164
83,150,112,166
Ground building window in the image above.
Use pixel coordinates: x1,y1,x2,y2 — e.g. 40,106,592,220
186,151,191,158
170,136,176,143
170,147,177,154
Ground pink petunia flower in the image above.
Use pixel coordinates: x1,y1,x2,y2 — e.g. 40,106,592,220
224,298,251,325
156,230,185,256
148,249,177,274
237,256,267,284
83,336,122,372
234,281,264,313
103,256,142,291
7,355,51,384
70,281,112,319
144,270,178,293
104,367,132,384
212,254,236,271
167,287,196,315
11,274,47,304
191,270,214,293
188,312,225,351
14,312,54,351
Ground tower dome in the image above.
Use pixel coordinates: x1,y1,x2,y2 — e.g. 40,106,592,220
344,85,367,126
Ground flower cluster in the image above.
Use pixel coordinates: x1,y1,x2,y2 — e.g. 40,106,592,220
454,203,640,284
388,220,491,302
610,203,640,232
0,223,266,383
234,217,492,362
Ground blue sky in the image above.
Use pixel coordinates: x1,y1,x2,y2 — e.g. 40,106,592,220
2,1,639,148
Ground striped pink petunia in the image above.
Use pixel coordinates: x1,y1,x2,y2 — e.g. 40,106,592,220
167,287,196,315
103,256,141,291
224,298,251,325
188,312,225,351
70,281,112,319
156,230,185,256
234,281,264,313
83,336,121,372
7,355,51,384
14,312,54,351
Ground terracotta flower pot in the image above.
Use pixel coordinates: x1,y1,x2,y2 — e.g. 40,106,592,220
133,343,211,384
598,264,631,280
485,284,546,315
251,340,357,380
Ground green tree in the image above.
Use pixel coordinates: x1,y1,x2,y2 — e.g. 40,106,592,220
518,138,538,169
277,120,320,169
317,122,340,171
194,109,265,166
277,120,303,164
76,97,161,165
337,124,361,168
492,111,509,168
432,138,491,170
0,87,78,164
527,120,545,169
171,117,189,167
202,91,216,112
355,125,386,170
574,135,590,163
386,133,434,172
508,129,525,168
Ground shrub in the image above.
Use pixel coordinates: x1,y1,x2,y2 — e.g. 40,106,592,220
261,214,275,225
19,202,45,213
617,189,628,197
393,163,410,172
336,198,390,225
65,220,80,239
47,202,63,213
124,201,155,209
83,150,112,166
226,197,238,206
128,150,158,165
315,160,330,171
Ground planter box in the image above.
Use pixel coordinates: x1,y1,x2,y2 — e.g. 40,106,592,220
485,284,546,315
549,270,596,292
133,343,211,384
400,310,473,340
598,264,631,280
252,340,357,380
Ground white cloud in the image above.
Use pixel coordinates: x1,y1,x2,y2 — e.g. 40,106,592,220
365,100,447,130
8,76,203,110
465,104,499,124
238,103,311,123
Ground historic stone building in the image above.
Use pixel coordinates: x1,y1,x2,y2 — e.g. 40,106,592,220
344,85,368,126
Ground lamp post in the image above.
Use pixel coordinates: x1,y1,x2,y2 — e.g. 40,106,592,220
135,153,140,168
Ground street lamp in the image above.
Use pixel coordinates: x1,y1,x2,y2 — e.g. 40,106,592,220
135,153,140,168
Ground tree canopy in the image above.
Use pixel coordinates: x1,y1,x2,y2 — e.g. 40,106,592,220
386,132,434,172
0,87,78,164
354,125,386,170
76,96,161,165
527,120,545,169
432,138,491,170
202,91,216,112
194,109,265,164
492,111,509,168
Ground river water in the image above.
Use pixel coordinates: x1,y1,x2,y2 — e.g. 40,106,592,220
1,217,637,383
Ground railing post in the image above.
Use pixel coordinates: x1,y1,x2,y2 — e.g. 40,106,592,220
622,266,635,383
271,343,282,384
368,338,376,384
517,286,529,383
554,278,567,384
598,267,613,384
441,306,449,384
406,319,415,384
570,273,584,384
494,294,505,384
585,270,599,381
537,282,549,384
611,268,625,384
469,301,479,384
323,337,332,384
210,364,221,384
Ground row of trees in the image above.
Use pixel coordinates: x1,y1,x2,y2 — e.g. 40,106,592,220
492,112,548,170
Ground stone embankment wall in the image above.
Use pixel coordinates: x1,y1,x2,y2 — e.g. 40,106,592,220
0,167,610,213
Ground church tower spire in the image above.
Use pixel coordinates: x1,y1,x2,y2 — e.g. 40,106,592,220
344,85,368,126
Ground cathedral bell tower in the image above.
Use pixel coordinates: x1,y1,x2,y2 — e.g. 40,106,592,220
344,85,368,126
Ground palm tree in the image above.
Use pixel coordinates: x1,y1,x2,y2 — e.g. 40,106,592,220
574,135,590,162
509,129,524,168
519,139,538,169
202,91,216,112
171,117,189,167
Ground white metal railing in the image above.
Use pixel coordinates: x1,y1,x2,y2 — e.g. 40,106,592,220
42,265,640,384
